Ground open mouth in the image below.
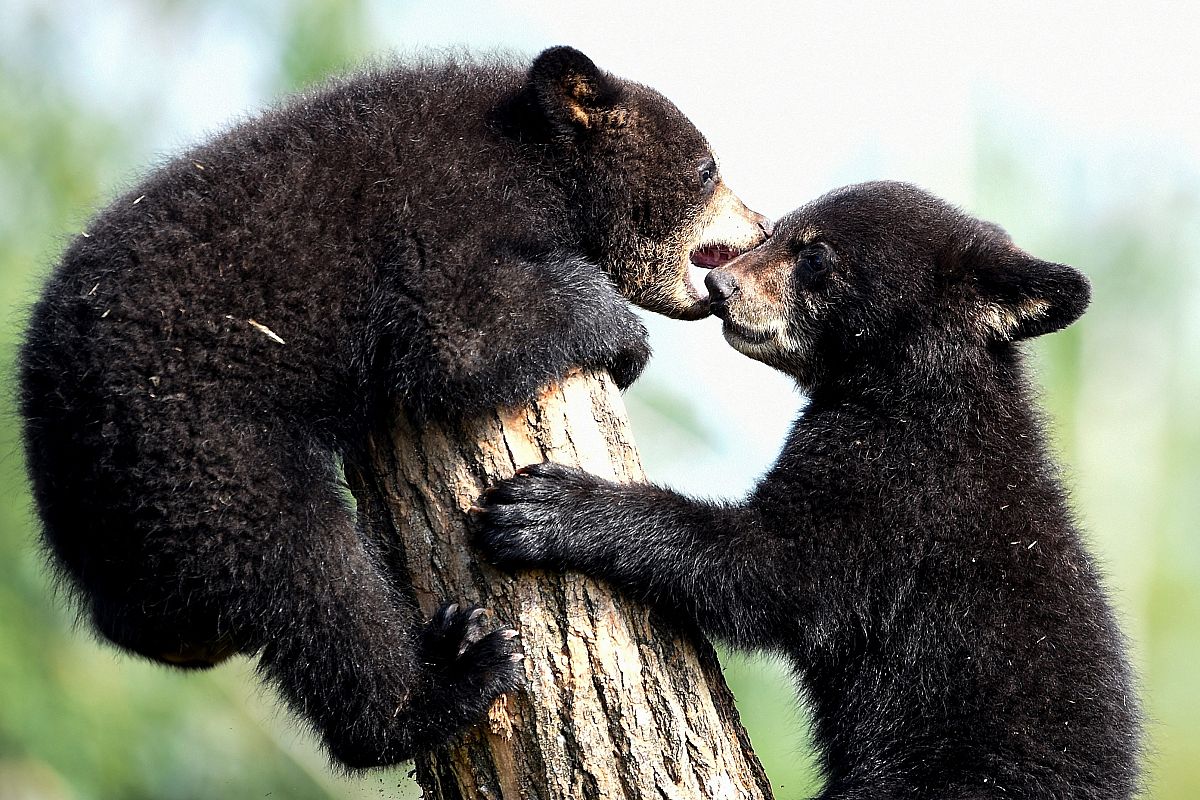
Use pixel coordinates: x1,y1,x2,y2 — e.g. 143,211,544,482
686,243,745,302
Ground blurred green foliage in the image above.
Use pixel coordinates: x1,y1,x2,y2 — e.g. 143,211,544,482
1,2,1196,798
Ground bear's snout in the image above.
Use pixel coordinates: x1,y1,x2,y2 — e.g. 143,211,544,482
705,269,740,316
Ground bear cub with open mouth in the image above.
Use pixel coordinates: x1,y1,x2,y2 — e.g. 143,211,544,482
479,181,1142,800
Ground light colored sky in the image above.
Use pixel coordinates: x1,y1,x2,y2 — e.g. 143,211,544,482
26,0,1200,494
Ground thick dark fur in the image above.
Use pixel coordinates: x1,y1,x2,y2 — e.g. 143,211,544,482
479,182,1143,799
18,47,768,768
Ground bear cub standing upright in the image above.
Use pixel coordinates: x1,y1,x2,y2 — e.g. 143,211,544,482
480,182,1142,799
18,47,769,767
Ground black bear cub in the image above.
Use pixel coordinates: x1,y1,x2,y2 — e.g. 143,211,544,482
18,47,768,768
479,182,1142,799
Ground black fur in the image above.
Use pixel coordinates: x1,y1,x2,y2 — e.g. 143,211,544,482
479,182,1143,799
18,47,768,768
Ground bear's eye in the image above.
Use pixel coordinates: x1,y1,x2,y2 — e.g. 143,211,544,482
697,159,717,194
797,242,833,278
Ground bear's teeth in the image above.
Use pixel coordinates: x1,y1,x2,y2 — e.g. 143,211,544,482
687,261,711,301
691,243,739,268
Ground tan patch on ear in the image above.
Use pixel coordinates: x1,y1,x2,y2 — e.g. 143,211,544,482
562,74,595,126
565,100,629,129
977,298,1049,339
567,101,591,126
560,74,629,129
1020,298,1050,319
565,74,594,100
552,71,628,130
977,302,1022,339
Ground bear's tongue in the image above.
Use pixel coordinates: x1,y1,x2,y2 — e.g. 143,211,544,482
688,244,741,302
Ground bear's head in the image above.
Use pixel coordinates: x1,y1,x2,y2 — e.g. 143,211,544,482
524,47,771,320
704,181,1091,390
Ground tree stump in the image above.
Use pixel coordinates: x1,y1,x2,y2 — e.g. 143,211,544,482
348,369,773,800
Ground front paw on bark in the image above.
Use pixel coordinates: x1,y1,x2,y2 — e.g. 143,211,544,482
422,602,524,703
472,462,589,566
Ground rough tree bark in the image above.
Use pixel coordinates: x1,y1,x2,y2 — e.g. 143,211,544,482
348,369,774,800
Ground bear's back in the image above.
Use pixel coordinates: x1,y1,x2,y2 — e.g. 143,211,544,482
22,56,564,436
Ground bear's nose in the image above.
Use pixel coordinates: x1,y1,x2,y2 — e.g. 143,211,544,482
705,269,740,308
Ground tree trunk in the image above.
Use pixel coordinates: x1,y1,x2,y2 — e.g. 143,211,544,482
348,369,774,800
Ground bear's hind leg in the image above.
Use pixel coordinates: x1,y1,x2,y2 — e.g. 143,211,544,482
106,417,522,766
202,428,523,766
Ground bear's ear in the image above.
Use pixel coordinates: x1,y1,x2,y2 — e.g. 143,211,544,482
528,46,629,133
966,240,1091,342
